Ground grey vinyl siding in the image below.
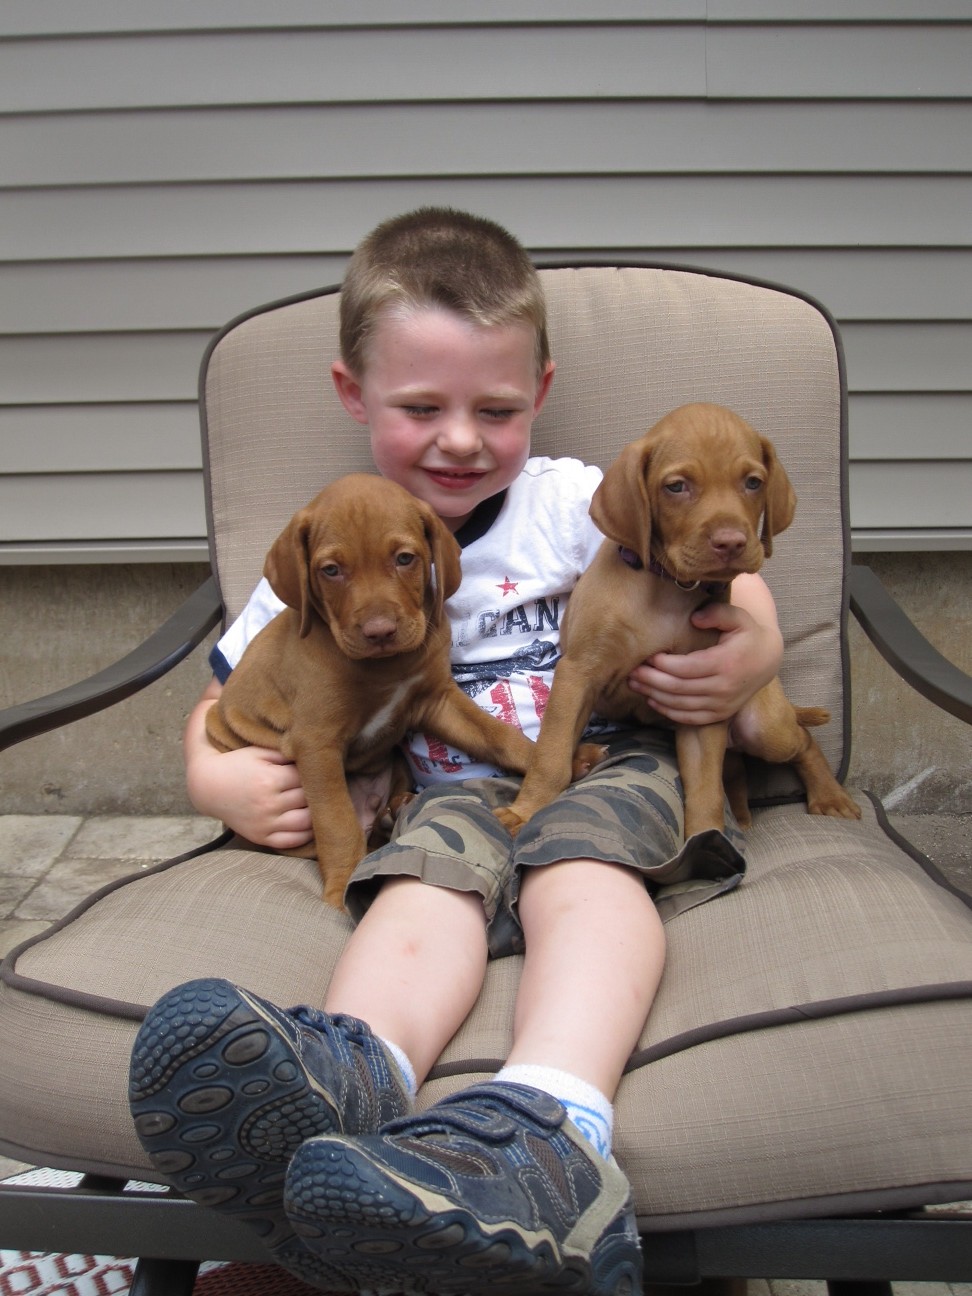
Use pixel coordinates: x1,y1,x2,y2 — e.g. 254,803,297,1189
1,6,970,561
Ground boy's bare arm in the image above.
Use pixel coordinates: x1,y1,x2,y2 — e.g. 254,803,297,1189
627,572,784,726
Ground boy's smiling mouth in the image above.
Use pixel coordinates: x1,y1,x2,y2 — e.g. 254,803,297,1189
423,468,488,488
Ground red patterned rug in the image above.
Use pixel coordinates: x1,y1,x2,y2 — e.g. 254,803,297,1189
0,1251,326,1295
0,1250,331,1295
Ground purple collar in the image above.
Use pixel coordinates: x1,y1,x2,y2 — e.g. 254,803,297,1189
618,546,728,597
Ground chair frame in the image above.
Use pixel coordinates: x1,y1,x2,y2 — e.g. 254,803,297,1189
2,260,971,1295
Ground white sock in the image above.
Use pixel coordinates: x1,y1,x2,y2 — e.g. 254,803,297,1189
494,1063,614,1159
378,1036,418,1098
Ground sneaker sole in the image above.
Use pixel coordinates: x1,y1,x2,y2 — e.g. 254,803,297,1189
285,1135,642,1295
129,977,347,1277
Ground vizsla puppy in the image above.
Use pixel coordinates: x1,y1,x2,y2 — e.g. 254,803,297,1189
207,474,545,908
495,404,860,841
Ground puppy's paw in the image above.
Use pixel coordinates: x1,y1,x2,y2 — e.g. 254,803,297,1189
493,806,527,838
367,791,416,849
384,789,417,824
571,742,609,781
320,851,364,911
322,873,352,911
809,789,862,820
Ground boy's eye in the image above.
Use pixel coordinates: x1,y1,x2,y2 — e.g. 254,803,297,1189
482,408,516,421
403,405,437,418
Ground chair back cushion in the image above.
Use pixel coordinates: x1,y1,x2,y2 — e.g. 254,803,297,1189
201,266,850,795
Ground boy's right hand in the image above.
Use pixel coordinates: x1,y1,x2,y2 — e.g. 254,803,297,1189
184,683,314,851
188,737,315,852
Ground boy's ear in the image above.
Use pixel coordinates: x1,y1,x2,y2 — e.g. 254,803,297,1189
533,360,556,417
331,360,368,424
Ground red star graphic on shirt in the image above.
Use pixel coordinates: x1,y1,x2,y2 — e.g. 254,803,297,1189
497,575,519,597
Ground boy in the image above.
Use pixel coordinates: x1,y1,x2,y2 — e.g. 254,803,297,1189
130,208,783,1294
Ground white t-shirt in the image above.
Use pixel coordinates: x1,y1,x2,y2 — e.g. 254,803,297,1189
211,456,608,786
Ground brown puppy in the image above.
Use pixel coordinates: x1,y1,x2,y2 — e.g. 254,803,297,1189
207,474,544,908
495,404,860,840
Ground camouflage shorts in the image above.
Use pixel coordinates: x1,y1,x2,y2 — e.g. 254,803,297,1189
346,728,746,959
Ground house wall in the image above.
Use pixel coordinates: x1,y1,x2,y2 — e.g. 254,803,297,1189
1,5,970,811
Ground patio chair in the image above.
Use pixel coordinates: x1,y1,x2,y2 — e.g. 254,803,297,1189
1,263,970,1296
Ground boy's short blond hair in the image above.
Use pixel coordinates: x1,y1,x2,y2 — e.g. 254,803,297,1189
339,207,550,380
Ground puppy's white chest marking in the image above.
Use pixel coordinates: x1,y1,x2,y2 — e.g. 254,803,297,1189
358,676,419,744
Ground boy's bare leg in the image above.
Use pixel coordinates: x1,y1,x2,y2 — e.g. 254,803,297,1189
507,857,665,1098
324,875,489,1084
285,858,656,1294
323,860,663,1097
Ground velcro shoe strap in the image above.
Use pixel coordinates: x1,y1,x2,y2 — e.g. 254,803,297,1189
384,1082,566,1143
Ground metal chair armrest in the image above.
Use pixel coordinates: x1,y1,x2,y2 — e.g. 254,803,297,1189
849,564,972,725
0,576,222,752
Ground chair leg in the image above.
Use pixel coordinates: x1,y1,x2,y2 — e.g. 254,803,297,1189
827,1283,893,1296
645,1281,746,1296
128,1257,199,1296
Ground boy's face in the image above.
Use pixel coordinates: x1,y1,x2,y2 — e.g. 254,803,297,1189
332,307,554,532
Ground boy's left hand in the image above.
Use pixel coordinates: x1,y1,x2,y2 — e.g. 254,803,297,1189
627,602,783,726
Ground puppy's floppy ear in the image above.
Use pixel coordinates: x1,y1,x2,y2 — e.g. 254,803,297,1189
759,436,797,557
417,501,462,616
589,438,654,566
264,508,317,638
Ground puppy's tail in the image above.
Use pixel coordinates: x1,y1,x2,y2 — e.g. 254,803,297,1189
795,705,830,728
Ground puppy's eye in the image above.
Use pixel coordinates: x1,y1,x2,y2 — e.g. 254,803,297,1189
663,479,687,495
744,475,764,492
320,563,341,579
396,552,417,568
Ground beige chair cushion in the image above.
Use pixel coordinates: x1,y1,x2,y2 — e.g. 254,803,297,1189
1,798,970,1226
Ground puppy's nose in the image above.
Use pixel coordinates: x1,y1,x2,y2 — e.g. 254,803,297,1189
708,528,747,562
361,616,398,645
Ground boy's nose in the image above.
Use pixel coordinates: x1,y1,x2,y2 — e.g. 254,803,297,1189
436,415,482,456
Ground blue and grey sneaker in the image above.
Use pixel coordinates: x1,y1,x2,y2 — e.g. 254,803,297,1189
283,1081,643,1295
128,977,411,1285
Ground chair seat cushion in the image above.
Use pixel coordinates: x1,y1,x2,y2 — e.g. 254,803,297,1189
1,797,970,1227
